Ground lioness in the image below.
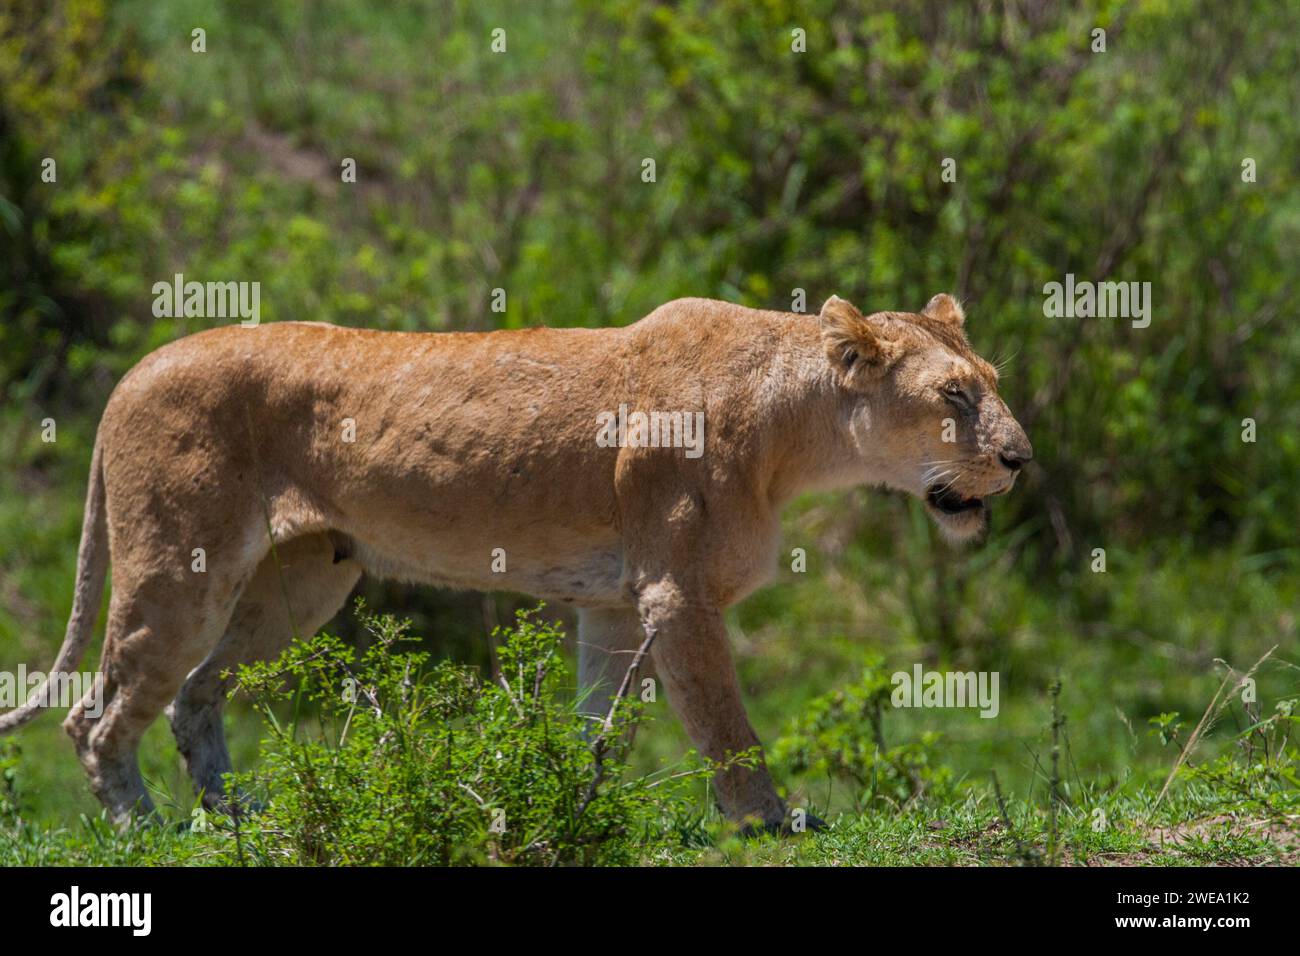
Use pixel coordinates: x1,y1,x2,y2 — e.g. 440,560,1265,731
1,293,1030,829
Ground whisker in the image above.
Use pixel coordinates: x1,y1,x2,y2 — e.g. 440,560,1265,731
936,471,964,494
991,348,1020,376
923,468,955,488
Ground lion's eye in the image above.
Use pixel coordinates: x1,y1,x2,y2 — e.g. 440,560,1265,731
942,382,972,406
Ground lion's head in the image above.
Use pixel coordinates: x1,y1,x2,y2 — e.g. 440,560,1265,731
820,292,1032,541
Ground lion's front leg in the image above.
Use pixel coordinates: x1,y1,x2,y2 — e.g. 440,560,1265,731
636,589,786,831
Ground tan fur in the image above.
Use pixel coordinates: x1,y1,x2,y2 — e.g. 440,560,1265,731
2,294,1030,828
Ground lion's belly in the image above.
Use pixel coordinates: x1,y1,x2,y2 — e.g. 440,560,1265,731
345,531,627,607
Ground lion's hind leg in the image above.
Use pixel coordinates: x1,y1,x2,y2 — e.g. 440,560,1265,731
64,557,249,824
166,532,361,810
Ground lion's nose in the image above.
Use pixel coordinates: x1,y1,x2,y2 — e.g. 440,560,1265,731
996,413,1033,472
998,437,1033,472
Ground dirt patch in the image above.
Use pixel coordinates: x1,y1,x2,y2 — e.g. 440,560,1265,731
1148,813,1299,860
1092,813,1300,866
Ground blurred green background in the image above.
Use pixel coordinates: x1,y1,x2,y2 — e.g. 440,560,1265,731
1,0,1297,826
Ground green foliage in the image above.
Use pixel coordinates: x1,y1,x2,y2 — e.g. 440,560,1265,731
0,627,1295,866
0,0,150,399
223,603,704,866
0,739,20,826
771,656,953,812
1148,712,1185,748
1159,694,1300,821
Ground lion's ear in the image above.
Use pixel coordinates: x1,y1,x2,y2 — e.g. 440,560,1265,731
922,292,965,326
819,295,900,382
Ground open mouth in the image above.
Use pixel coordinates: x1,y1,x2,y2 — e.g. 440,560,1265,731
926,485,985,516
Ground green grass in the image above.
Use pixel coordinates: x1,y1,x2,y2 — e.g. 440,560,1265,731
4,742,1295,867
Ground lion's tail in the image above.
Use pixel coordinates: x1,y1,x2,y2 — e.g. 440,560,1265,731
0,435,108,733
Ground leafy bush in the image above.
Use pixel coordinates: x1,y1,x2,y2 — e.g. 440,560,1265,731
771,656,953,813
222,603,706,865
1152,689,1300,821
0,739,20,826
